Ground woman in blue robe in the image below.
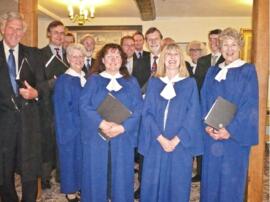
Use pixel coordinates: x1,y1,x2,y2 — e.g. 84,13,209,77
80,43,143,202
200,28,258,202
53,43,87,201
138,43,203,202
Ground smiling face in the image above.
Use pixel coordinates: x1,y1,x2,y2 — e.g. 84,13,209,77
67,49,85,73
209,34,220,54
146,31,162,55
165,49,180,72
220,37,240,65
121,38,135,58
102,48,122,75
1,18,25,48
133,34,144,51
48,25,65,47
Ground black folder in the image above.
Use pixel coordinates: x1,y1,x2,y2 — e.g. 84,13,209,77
16,57,36,88
45,55,69,79
97,93,132,140
204,96,237,130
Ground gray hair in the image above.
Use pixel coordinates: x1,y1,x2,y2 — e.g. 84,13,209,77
219,27,244,48
0,11,27,34
66,43,87,57
186,40,207,56
79,34,95,45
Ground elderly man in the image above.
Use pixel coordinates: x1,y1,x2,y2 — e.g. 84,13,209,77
79,34,96,75
0,11,46,202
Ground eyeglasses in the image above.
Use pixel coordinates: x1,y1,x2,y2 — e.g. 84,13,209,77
189,48,202,52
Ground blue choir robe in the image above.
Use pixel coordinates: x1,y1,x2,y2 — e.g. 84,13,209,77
80,74,143,202
53,74,83,193
138,77,203,202
200,63,258,202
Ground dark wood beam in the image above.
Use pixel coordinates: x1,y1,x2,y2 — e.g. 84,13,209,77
134,0,156,21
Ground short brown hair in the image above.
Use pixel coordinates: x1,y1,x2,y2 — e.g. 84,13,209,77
120,35,134,46
47,20,64,34
145,27,163,40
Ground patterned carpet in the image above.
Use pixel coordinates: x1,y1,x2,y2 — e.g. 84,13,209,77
10,143,270,202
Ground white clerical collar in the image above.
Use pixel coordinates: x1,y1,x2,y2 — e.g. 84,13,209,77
65,68,86,87
215,59,246,82
160,75,186,100
100,71,123,92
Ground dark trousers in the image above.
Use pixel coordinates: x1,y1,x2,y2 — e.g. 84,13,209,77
195,155,202,177
0,150,37,202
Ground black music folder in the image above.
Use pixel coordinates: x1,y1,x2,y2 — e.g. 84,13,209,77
97,93,132,140
45,55,68,79
16,57,36,88
204,96,237,130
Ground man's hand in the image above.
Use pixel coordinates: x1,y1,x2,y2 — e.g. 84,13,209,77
19,81,38,100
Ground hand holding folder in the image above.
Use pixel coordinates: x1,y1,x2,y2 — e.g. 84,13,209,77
97,93,132,140
204,96,236,130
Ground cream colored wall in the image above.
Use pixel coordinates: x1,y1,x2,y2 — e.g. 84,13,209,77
38,16,251,49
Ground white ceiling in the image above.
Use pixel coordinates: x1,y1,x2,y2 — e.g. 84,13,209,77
0,0,252,20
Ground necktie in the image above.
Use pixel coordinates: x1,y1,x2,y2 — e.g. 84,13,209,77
86,58,91,70
139,52,142,59
8,49,18,96
211,55,218,66
151,56,158,73
55,47,62,60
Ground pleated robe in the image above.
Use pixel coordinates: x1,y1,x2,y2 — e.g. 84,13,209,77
138,77,203,202
53,74,83,193
80,74,143,202
200,63,258,202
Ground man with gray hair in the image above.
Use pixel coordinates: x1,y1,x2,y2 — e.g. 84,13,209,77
0,11,47,202
79,34,96,75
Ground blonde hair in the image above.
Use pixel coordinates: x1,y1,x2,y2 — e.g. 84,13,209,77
66,43,87,57
219,27,244,48
155,43,189,78
0,12,27,34
186,40,207,56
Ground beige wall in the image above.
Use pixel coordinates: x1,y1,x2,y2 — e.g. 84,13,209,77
38,16,251,49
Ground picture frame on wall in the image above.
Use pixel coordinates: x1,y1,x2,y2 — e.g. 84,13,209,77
240,28,252,62
66,25,142,57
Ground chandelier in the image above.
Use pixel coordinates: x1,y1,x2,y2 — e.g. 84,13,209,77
67,0,95,25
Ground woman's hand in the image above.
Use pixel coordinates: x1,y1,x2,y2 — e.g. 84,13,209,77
170,136,181,148
105,124,125,138
157,135,174,152
205,126,230,140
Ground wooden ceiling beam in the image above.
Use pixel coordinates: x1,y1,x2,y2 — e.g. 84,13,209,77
134,0,156,21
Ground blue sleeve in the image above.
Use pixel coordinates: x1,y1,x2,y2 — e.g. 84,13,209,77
53,77,76,144
138,78,163,155
80,76,103,143
177,79,204,155
227,65,258,146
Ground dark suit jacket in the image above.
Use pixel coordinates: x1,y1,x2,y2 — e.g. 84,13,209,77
39,45,69,166
82,58,96,77
132,51,151,88
194,53,224,91
0,41,46,184
185,61,194,77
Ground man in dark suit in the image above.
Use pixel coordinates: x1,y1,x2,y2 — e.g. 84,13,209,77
132,31,151,88
185,40,207,77
0,11,47,202
194,29,225,90
79,34,96,76
39,20,69,189
192,29,225,182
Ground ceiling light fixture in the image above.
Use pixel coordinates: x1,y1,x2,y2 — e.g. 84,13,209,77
67,0,95,25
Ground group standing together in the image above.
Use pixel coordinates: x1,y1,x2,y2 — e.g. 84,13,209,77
0,11,258,202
